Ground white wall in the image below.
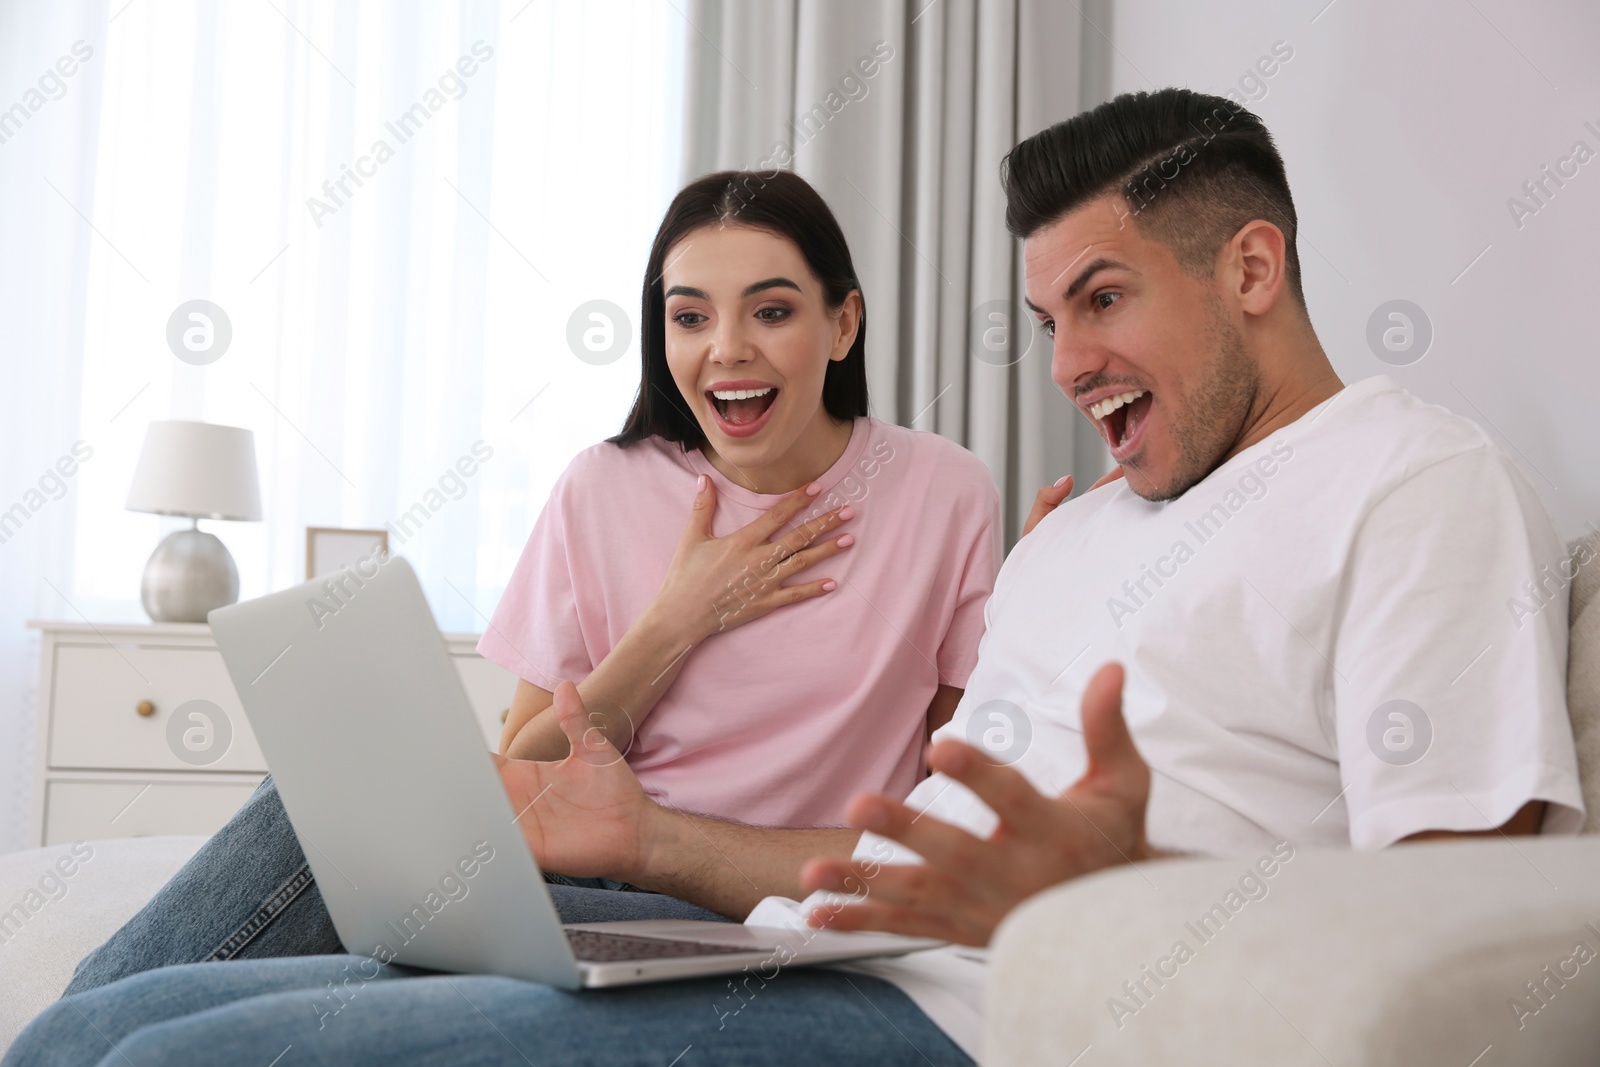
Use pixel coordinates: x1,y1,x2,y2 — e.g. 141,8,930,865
1101,0,1600,539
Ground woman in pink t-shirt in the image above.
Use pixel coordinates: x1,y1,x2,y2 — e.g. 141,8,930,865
479,170,1002,828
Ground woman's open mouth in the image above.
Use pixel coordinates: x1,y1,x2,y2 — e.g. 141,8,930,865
1090,389,1154,462
707,384,779,439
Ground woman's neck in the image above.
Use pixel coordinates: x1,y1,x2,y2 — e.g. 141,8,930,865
701,413,856,495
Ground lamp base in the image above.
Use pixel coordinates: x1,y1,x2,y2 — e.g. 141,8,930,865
140,527,240,623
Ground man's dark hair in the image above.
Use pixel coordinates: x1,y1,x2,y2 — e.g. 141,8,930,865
1002,88,1305,307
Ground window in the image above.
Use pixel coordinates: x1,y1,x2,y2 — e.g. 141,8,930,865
58,0,686,631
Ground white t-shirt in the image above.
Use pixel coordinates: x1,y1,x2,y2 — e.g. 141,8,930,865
747,375,1585,1060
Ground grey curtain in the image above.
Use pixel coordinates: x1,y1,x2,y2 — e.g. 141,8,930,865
681,0,1112,544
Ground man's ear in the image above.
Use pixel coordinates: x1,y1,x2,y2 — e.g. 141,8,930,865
1228,219,1289,317
831,290,863,362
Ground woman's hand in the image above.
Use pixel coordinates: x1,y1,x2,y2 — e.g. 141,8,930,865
651,475,855,643
1022,475,1074,538
507,477,852,762
1021,467,1126,537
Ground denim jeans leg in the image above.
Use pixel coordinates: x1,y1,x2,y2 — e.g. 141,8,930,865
542,882,733,924
63,775,343,996
13,956,974,1067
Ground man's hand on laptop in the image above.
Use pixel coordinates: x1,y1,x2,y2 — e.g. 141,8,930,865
495,680,863,918
491,681,652,881
799,662,1155,947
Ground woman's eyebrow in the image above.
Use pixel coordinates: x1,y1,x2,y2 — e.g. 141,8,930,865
664,278,803,300
742,277,802,297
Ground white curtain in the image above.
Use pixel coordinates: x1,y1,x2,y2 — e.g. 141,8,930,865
681,0,1109,544
0,0,687,856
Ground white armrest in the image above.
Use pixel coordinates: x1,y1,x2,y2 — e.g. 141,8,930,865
987,836,1600,1066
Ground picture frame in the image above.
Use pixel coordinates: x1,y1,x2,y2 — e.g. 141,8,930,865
305,526,389,581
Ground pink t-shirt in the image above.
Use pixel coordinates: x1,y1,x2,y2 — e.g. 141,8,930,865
477,417,1001,827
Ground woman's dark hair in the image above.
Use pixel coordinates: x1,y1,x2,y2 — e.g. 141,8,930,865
1002,88,1305,308
610,170,869,448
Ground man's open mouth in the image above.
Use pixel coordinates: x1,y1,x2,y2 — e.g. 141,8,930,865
708,385,779,435
1089,389,1153,454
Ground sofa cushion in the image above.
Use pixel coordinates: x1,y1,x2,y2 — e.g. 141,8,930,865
988,835,1600,1065
0,836,204,1055
1566,529,1600,831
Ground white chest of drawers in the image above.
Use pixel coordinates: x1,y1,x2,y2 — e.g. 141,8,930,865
27,620,519,847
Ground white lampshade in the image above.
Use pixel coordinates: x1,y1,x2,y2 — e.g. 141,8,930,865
125,420,263,521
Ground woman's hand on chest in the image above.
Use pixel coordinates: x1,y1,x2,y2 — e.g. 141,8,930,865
649,475,857,644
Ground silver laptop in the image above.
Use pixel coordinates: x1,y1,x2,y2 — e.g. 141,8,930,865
207,555,938,988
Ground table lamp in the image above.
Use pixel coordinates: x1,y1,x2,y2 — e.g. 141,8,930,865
125,420,263,623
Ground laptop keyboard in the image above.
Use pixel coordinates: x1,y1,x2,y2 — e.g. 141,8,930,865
565,928,754,962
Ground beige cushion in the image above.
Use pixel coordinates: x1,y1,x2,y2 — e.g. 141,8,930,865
0,836,204,1055
987,835,1600,1066
1566,529,1600,831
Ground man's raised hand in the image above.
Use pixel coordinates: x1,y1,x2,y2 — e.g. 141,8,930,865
800,662,1152,946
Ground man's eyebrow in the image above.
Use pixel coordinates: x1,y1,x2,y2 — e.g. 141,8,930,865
1062,257,1131,300
1022,257,1132,314
663,277,803,301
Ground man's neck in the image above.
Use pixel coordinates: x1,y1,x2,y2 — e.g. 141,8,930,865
1223,339,1344,465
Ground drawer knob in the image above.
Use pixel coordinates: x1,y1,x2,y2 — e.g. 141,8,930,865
136,700,156,718
500,708,509,723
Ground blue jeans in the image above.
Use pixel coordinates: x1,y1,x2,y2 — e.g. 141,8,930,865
12,953,970,1065
63,775,733,996
18,777,972,1065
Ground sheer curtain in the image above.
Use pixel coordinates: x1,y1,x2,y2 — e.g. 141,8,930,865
0,0,686,855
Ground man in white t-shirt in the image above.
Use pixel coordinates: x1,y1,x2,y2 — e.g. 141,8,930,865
475,89,1584,1062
